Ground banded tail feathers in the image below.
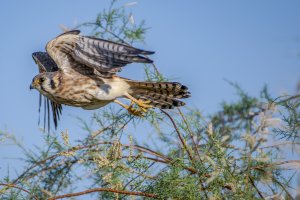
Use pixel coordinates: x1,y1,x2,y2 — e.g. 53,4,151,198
126,80,190,109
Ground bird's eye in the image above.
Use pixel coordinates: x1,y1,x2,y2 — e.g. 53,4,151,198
39,77,45,83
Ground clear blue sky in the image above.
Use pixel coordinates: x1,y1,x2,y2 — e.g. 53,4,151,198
0,0,299,183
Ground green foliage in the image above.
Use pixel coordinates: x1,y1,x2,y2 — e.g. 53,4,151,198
1,1,299,199
274,94,300,141
78,0,147,44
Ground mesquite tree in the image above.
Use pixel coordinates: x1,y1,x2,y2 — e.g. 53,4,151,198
1,1,299,199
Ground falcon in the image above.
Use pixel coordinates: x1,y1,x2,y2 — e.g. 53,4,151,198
30,30,190,130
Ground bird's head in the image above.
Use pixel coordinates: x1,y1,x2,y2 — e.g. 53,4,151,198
30,73,58,94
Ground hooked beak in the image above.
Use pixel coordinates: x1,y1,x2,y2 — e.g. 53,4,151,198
30,78,38,90
30,81,36,90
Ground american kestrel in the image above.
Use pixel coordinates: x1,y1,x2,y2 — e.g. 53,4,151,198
30,30,190,129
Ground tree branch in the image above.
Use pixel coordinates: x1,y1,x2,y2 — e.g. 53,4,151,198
0,183,39,200
48,188,157,199
160,110,195,163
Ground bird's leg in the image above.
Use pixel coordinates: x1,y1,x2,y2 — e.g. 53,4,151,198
124,93,152,112
113,99,144,116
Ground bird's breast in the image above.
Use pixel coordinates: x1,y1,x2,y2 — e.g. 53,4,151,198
49,74,129,107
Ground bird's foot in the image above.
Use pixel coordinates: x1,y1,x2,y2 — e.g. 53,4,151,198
128,100,152,116
123,93,153,116
134,99,152,110
114,99,149,117
126,103,144,116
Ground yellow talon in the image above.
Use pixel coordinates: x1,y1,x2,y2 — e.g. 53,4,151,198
114,100,147,117
125,93,152,111
114,93,153,116
127,101,143,116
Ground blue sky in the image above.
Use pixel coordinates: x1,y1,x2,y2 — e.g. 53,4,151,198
0,0,299,186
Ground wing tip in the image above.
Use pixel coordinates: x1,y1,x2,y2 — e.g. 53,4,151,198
57,30,81,37
140,50,155,55
134,56,153,63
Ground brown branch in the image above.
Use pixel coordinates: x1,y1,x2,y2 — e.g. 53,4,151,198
248,176,264,199
13,153,59,184
48,188,157,199
89,126,112,140
14,140,197,184
177,108,201,160
0,183,39,200
13,118,132,184
86,138,199,174
17,142,198,185
23,158,77,182
160,110,195,163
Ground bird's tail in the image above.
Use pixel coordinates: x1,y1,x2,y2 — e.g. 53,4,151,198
126,80,191,109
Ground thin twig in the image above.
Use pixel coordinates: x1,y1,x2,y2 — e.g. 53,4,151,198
15,140,198,184
0,183,39,200
121,155,198,174
276,94,300,105
122,162,156,193
248,176,265,199
272,177,294,199
89,126,112,140
48,188,157,199
160,110,195,163
177,108,201,159
12,153,59,184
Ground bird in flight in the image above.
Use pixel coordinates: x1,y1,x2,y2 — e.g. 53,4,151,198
30,30,190,130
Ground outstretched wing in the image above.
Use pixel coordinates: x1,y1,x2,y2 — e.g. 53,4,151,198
46,30,154,77
32,52,62,131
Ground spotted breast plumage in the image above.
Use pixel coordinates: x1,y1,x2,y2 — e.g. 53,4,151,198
30,30,191,130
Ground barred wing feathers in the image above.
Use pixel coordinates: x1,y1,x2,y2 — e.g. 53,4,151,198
46,30,154,76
